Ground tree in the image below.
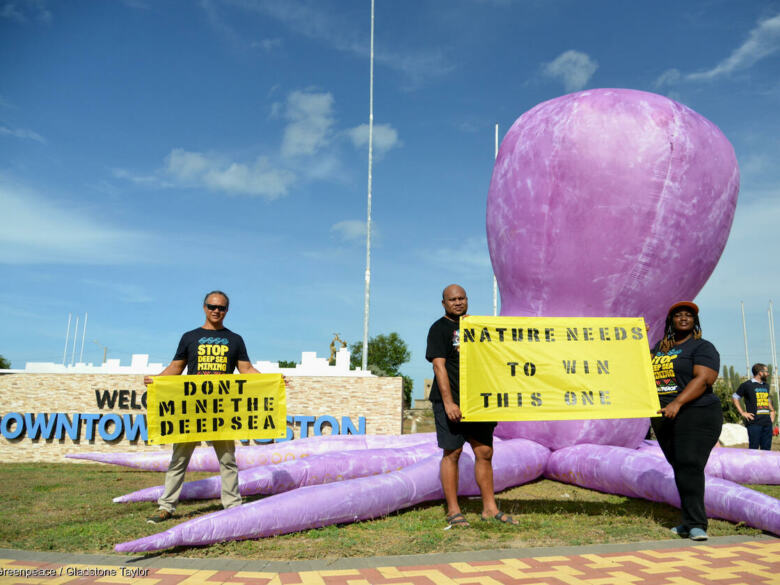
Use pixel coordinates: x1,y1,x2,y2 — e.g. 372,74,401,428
400,375,413,409
721,364,742,393
0,355,9,369
714,378,741,424
277,360,298,368
350,333,412,407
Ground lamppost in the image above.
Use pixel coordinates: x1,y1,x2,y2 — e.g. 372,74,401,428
361,0,375,372
92,340,108,365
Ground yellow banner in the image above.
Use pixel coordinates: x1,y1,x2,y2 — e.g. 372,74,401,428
146,374,286,445
460,316,659,422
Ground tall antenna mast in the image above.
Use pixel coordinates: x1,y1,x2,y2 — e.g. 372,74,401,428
79,313,88,363
770,301,779,405
741,301,750,377
63,313,72,365
492,123,499,316
361,0,375,372
70,315,79,366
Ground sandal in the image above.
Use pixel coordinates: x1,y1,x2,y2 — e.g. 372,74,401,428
445,512,470,529
482,511,518,525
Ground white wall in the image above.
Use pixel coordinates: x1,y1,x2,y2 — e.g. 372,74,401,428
9,347,372,377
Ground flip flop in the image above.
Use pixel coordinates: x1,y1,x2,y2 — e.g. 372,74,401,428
444,512,470,529
482,511,518,525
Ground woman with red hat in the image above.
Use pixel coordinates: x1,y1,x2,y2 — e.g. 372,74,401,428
650,301,722,541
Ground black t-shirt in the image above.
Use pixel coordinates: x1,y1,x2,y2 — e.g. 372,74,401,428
736,380,772,426
173,327,250,375
650,337,720,408
426,316,461,404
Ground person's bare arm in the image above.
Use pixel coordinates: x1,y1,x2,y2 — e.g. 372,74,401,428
237,360,260,374
658,364,718,419
236,360,291,385
731,396,754,421
433,357,461,422
143,360,186,386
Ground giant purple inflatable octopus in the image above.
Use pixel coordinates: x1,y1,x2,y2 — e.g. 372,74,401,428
106,89,779,554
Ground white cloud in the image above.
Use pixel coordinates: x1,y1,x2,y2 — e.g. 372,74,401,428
656,14,780,87
297,154,342,182
346,123,401,157
111,168,161,185
689,14,780,81
0,0,51,23
375,48,455,89
165,149,210,181
0,179,149,264
423,236,492,273
201,0,244,49
543,50,598,92
252,37,281,51
281,90,335,158
163,149,295,199
331,219,368,242
0,125,45,143
0,2,23,20
115,88,352,197
114,89,344,196
222,0,453,86
653,68,681,89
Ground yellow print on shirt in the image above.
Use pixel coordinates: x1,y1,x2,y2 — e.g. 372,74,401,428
651,352,679,394
197,343,229,372
757,389,771,413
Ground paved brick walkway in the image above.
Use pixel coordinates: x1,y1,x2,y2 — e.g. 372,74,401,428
2,538,779,584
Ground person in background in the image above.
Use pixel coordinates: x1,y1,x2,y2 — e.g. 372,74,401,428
733,363,776,450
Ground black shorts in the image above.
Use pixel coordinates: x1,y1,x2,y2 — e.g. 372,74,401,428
432,401,496,451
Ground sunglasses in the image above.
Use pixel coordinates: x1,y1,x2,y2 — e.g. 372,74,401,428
205,304,227,312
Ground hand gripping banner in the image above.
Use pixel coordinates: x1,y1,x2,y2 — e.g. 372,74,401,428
460,316,659,422
147,374,287,445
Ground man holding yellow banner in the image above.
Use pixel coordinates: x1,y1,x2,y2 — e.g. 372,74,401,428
426,284,516,528
144,290,266,524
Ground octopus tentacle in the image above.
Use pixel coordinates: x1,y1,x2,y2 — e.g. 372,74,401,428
113,443,439,503
638,439,780,485
68,432,435,472
545,444,780,535
115,438,550,553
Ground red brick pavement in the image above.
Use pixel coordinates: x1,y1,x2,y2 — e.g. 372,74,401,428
1,541,779,585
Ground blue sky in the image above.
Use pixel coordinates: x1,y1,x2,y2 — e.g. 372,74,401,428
2,0,779,396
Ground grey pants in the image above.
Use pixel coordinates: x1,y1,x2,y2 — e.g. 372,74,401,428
157,440,241,513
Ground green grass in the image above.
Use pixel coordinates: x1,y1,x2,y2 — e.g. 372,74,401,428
0,461,777,560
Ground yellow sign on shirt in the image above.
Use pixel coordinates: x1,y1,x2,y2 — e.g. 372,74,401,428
459,316,659,422
146,373,286,445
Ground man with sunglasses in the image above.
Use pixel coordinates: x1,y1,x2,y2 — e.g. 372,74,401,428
144,290,260,523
